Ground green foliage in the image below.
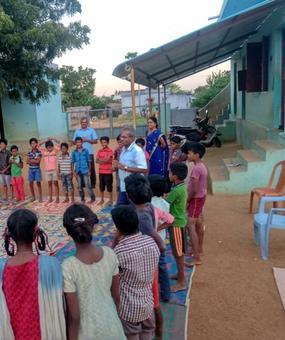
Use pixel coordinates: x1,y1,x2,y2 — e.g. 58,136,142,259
0,0,90,103
60,65,115,109
192,70,230,108
61,65,96,108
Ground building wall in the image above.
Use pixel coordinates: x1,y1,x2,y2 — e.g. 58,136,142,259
1,97,38,142
120,89,192,113
1,81,68,143
36,81,67,140
231,9,285,147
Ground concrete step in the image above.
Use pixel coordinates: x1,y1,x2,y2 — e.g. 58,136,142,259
236,149,264,168
212,139,285,194
222,157,247,177
252,139,284,160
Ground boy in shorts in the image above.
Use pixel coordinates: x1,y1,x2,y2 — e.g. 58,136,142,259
39,137,60,203
112,205,160,340
58,142,74,203
166,163,188,292
0,138,12,200
96,136,113,205
72,136,95,203
181,142,208,266
27,138,43,202
125,174,166,340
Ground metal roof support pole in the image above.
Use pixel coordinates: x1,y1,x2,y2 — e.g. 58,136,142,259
163,85,167,133
130,66,136,129
148,87,152,116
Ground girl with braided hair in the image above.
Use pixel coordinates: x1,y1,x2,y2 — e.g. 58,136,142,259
62,203,125,340
0,209,66,340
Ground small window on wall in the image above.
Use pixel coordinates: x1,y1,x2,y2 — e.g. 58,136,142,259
246,37,269,92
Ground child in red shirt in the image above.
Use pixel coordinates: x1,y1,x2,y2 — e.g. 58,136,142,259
96,136,113,205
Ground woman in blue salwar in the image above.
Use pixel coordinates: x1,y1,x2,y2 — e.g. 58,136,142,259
146,116,169,177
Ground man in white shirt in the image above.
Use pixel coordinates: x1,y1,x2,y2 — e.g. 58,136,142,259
113,127,147,205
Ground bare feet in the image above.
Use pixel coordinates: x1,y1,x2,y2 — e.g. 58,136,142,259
99,199,104,205
185,259,202,267
171,282,187,293
48,198,53,203
55,198,60,203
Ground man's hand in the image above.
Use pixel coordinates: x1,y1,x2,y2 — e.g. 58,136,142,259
112,160,118,170
117,163,125,170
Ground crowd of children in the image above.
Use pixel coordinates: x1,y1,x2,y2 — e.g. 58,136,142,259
0,135,121,204
0,132,209,340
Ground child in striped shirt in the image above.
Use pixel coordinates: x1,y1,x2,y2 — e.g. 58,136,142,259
58,143,74,203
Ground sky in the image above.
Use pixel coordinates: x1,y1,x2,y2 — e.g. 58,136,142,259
55,0,229,96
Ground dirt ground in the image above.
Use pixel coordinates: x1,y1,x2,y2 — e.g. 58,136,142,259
188,146,285,340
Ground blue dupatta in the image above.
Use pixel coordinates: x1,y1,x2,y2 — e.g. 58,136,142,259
146,129,169,177
0,256,66,340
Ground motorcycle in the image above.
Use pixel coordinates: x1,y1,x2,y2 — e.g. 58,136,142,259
169,111,222,148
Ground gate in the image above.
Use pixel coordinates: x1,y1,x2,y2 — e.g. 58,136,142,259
67,106,149,140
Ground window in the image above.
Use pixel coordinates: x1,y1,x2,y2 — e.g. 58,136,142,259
245,37,269,92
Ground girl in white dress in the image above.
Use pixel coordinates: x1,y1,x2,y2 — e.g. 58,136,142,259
62,203,126,340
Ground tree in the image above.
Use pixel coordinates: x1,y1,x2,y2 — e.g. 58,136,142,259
61,66,96,109
0,0,90,103
125,52,138,60
60,65,117,109
192,70,230,108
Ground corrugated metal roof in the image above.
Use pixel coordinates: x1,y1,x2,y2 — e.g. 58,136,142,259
113,0,284,88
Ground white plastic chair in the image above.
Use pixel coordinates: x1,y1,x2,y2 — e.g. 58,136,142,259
254,196,285,259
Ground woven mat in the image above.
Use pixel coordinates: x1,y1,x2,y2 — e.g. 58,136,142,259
24,197,106,215
0,197,108,258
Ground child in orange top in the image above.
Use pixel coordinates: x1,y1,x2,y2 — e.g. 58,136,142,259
96,136,113,205
39,137,60,203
